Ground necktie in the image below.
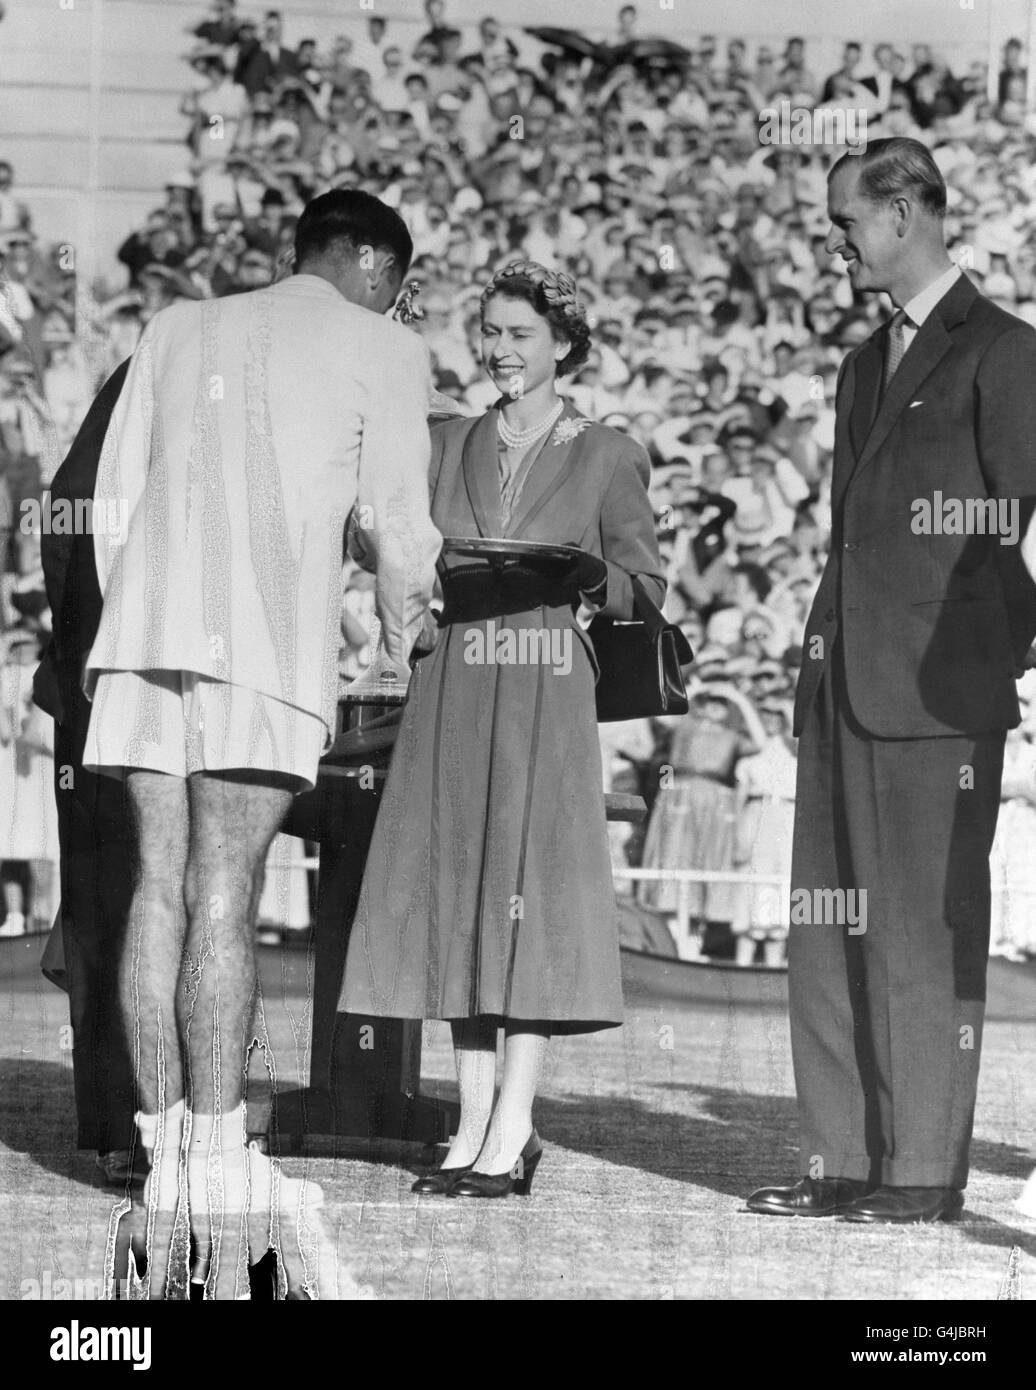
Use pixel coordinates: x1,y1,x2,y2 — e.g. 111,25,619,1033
883,308,908,391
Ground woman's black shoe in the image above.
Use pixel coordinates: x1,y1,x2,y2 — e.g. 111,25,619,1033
411,1164,472,1195
448,1133,543,1199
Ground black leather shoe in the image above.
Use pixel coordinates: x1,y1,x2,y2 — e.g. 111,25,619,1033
448,1133,543,1199
411,1164,472,1195
842,1185,964,1224
746,1176,872,1217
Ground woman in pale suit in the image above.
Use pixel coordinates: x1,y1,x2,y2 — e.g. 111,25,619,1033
343,261,665,1196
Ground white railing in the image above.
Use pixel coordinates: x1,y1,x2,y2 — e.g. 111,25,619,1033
269,856,1018,961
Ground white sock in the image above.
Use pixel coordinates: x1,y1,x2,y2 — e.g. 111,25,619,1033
136,1111,158,1154
187,1105,246,1158
136,1099,185,1161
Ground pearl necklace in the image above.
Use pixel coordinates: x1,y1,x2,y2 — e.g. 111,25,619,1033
497,397,564,450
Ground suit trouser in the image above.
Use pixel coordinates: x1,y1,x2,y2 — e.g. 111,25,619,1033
789,650,1004,1189
52,699,137,1152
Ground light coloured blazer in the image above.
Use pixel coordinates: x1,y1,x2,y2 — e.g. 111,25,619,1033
85,273,442,747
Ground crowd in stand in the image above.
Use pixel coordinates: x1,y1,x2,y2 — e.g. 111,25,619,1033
3,2,1036,960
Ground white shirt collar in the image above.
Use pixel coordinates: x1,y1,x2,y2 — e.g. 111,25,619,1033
274,272,343,300
901,263,962,329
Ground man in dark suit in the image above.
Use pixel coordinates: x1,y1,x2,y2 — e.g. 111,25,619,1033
33,359,140,1181
748,137,1036,1223
233,9,298,97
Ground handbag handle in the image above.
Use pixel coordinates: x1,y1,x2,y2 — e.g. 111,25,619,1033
628,575,694,664
629,574,668,636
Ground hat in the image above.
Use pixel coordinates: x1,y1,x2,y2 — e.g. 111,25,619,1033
757,538,797,564
725,654,763,678
2,352,36,378
138,264,203,299
186,43,226,66
757,698,789,718
41,313,74,345
1,228,34,249
722,422,759,446
694,644,728,670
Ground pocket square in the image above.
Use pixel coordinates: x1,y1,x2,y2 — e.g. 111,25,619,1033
909,400,924,408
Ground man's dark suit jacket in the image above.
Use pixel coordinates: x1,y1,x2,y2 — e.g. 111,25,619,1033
34,359,130,725
33,358,135,1152
233,40,299,96
795,273,1036,739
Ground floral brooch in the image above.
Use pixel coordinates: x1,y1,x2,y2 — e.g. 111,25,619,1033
552,416,592,446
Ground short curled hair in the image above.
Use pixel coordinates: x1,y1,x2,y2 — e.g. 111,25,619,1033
480,260,592,377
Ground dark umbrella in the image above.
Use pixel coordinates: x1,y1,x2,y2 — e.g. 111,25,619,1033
610,38,693,66
524,26,612,62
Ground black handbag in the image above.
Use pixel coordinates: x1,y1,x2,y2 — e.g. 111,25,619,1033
589,576,694,722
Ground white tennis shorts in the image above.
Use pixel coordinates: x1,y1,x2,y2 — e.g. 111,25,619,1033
83,669,327,790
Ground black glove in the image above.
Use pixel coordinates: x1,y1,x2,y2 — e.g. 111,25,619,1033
558,550,608,602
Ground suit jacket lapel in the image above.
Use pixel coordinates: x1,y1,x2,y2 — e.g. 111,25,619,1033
849,336,882,460
507,401,588,537
852,315,953,478
851,273,977,482
460,408,503,536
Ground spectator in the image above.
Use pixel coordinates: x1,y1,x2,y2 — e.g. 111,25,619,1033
0,163,31,236
188,0,238,49
998,36,1027,106
37,13,1036,964
181,47,248,160
638,679,765,959
234,8,298,96
731,700,796,966
350,15,391,78
116,211,187,287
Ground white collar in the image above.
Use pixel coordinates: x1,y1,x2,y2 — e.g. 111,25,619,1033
900,263,961,329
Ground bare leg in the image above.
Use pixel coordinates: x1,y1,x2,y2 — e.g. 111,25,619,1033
735,935,756,967
1,876,22,916
763,937,786,968
442,1017,497,1167
122,771,190,1297
179,769,294,1117
123,772,190,1115
181,771,352,1299
473,1024,549,1176
30,858,56,931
